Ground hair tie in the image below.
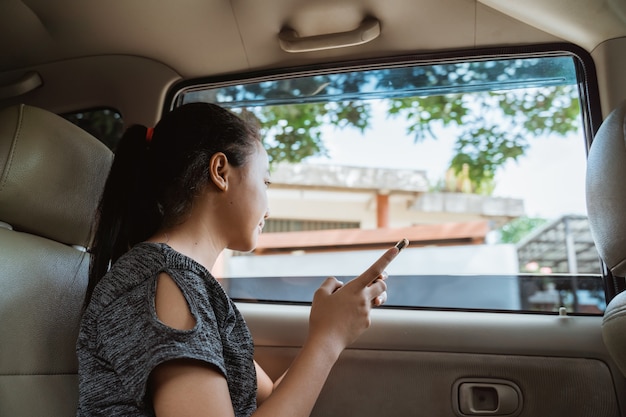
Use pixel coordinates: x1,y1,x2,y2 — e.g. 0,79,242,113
145,127,154,142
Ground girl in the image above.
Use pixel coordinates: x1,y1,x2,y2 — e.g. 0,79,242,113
77,102,397,417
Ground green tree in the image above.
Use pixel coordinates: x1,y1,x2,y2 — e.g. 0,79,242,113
390,86,579,194
498,216,548,244
241,100,370,163
185,55,582,195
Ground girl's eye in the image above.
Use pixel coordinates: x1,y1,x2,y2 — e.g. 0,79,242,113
264,180,272,188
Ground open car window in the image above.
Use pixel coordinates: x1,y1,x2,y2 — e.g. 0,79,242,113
175,48,604,315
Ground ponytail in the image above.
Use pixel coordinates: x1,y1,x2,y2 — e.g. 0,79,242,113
84,102,261,309
85,125,160,307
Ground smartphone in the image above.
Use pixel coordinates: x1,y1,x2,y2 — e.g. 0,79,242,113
394,238,409,252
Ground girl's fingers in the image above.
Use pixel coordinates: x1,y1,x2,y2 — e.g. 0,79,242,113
368,270,388,286
353,247,399,289
316,276,344,295
373,291,388,306
367,277,387,305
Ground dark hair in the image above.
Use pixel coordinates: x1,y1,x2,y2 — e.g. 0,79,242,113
85,102,260,307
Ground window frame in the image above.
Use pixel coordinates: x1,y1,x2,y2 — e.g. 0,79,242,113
165,42,611,311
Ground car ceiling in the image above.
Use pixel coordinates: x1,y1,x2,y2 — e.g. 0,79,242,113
1,0,625,123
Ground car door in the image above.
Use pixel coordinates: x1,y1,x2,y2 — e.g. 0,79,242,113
173,45,626,416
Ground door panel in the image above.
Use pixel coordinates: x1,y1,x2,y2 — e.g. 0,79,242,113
242,303,626,416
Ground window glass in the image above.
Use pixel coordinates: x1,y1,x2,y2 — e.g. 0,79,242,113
62,108,124,150
178,53,604,314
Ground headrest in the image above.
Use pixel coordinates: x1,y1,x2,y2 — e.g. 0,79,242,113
586,101,626,277
602,290,626,376
0,104,113,247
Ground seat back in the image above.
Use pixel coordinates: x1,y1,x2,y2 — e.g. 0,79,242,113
586,101,626,376
0,104,113,416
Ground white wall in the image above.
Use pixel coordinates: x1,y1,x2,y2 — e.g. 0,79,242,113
223,244,522,310
226,244,519,277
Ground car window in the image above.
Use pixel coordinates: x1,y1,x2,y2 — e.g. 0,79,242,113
175,48,604,314
62,108,124,151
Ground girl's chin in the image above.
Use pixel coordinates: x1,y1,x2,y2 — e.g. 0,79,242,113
227,237,258,253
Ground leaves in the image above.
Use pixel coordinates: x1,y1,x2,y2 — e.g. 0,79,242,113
241,78,579,196
379,86,578,194
242,101,372,164
186,56,583,193
498,216,548,244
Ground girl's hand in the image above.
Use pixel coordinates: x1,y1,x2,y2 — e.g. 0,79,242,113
307,246,399,357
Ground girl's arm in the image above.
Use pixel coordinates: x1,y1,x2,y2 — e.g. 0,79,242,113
151,247,397,417
255,360,280,406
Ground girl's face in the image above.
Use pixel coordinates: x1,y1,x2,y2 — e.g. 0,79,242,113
225,141,271,252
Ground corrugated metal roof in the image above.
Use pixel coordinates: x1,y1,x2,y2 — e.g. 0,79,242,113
516,215,601,274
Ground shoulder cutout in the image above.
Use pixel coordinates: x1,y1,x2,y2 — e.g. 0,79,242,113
155,272,196,330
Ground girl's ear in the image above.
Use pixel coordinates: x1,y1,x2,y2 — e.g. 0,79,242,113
209,152,229,191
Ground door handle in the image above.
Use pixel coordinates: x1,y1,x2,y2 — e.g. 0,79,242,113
453,378,522,416
278,18,381,53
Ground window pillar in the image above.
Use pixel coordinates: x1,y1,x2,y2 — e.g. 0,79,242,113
376,191,390,228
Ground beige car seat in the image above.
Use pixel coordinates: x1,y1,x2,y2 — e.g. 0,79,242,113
0,104,112,416
586,101,626,376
